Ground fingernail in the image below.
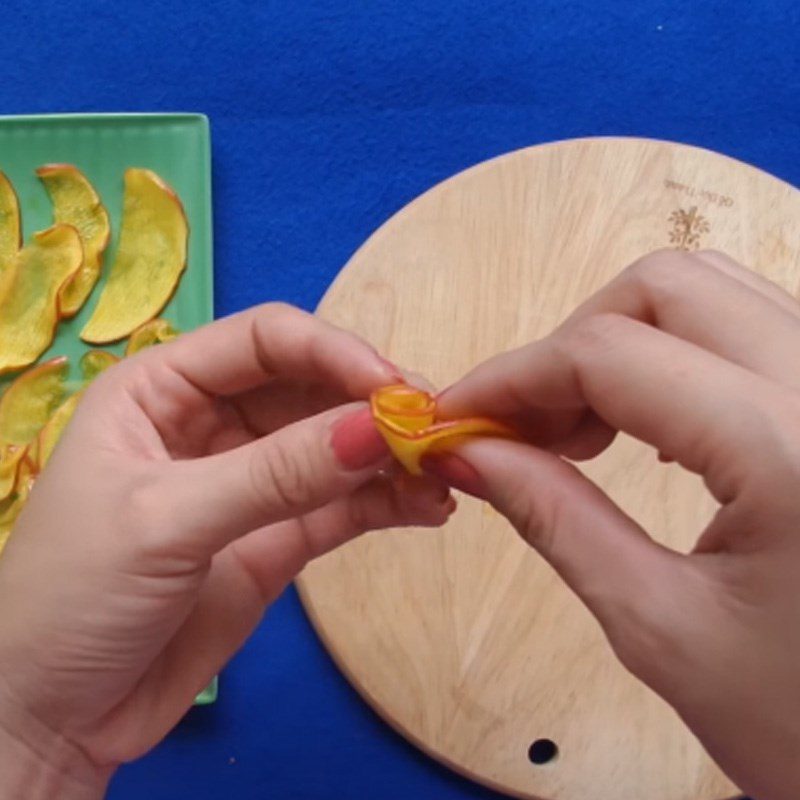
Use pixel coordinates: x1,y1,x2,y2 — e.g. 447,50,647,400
420,452,488,499
379,357,405,384
331,407,388,470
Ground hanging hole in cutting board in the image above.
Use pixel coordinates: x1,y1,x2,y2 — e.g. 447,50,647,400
528,739,558,765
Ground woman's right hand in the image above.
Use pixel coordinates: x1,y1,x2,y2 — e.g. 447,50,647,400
433,250,800,800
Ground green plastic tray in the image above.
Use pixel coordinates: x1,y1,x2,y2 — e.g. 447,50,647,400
0,112,216,703
194,675,219,705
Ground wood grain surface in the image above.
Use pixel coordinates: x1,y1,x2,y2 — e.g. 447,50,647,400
296,137,800,800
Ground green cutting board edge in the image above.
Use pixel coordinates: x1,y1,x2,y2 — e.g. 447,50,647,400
0,113,216,703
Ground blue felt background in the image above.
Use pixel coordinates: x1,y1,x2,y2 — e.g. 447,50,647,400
1,1,798,797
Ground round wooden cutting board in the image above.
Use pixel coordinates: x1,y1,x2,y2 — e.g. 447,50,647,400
296,138,800,800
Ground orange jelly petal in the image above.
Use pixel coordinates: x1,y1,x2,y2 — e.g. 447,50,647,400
370,384,514,475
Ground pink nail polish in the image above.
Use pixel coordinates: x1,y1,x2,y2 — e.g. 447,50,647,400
420,452,488,499
331,408,388,470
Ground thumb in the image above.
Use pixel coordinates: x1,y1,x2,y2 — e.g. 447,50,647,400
423,438,678,630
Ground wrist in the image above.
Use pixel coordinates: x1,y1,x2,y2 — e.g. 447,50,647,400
0,703,112,800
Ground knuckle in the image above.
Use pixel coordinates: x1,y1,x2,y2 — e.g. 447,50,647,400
695,248,744,272
291,516,316,564
106,360,155,400
346,491,374,534
124,471,162,527
250,303,302,373
563,312,630,356
252,303,316,368
606,611,674,684
597,589,668,679
759,392,800,474
501,474,559,556
602,561,717,699
335,327,370,358
252,302,307,346
695,247,729,261
121,466,182,557
253,437,316,514
82,358,138,402
623,248,700,295
260,300,301,320
518,500,557,555
345,497,366,535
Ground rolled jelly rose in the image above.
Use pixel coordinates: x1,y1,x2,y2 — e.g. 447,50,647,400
370,384,516,475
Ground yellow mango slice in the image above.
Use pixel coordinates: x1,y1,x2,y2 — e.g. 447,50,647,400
370,384,516,475
0,501,19,552
0,348,119,549
125,318,179,356
36,392,82,469
80,349,120,382
37,164,111,317
81,168,188,344
0,357,68,496
0,453,36,555
0,226,83,375
0,170,21,285
34,351,119,470
0,357,69,446
0,445,25,502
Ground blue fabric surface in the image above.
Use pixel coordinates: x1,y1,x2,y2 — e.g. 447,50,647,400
1,1,797,797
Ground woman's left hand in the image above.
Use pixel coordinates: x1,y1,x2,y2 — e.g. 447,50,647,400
0,304,453,799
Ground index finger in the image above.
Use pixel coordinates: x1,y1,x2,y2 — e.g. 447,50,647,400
439,313,789,501
131,303,402,398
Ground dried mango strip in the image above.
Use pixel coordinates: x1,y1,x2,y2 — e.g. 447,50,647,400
34,351,119,469
81,169,188,344
79,350,120,382
125,318,178,356
37,164,111,317
0,357,69,446
0,445,25,502
36,392,82,469
0,171,21,286
0,454,35,554
0,226,83,374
